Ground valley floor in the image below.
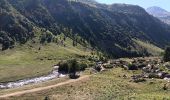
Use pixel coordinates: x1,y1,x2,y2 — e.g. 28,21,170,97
0,39,169,100
0,39,92,83
0,67,170,100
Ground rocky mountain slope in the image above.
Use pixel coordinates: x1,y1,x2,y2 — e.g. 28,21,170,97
146,6,170,25
0,0,170,57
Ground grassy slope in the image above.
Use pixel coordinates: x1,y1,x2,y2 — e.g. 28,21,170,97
5,68,170,100
133,39,164,56
0,33,92,83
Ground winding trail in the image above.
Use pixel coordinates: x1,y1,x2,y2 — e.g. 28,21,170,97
0,75,90,99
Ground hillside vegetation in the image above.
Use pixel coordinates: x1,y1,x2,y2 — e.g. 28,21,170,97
0,32,94,83
0,0,170,99
0,0,170,58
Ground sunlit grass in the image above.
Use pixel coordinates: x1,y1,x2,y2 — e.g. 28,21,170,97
8,68,170,100
0,34,91,83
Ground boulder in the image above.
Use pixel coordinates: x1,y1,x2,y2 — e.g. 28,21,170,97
157,72,168,79
138,63,147,69
142,67,151,73
165,74,170,78
123,65,128,70
148,72,168,79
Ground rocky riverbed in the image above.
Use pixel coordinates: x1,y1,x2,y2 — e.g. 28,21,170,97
0,66,66,89
109,57,170,82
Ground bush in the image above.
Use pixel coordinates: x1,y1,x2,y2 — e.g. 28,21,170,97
68,59,78,74
88,63,95,67
134,78,146,83
103,64,113,69
163,84,168,90
164,47,170,62
78,63,88,71
40,31,53,44
148,73,160,78
94,65,102,72
44,96,50,100
58,59,87,73
58,61,69,73
128,64,138,70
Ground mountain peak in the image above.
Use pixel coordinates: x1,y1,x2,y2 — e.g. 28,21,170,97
147,6,168,12
146,6,170,17
146,6,170,24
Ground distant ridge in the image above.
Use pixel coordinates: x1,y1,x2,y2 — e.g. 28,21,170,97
146,6,170,24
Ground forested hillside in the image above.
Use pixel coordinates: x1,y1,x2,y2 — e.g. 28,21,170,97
0,0,170,57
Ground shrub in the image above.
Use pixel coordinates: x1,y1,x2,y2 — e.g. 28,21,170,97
163,84,168,90
40,33,46,44
58,61,69,73
40,31,53,44
128,64,138,70
164,47,170,62
58,59,87,73
94,65,102,72
103,64,113,69
2,40,10,50
88,63,95,67
78,63,88,71
134,78,146,83
68,59,78,74
44,96,50,100
148,73,160,78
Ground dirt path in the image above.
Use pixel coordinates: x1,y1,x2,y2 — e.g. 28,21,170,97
0,75,90,98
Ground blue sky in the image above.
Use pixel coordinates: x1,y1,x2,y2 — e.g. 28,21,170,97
96,0,170,11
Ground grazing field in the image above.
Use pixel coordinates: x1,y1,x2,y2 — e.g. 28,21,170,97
3,68,169,100
0,34,92,83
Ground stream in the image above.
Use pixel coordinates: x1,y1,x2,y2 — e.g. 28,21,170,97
0,66,66,89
